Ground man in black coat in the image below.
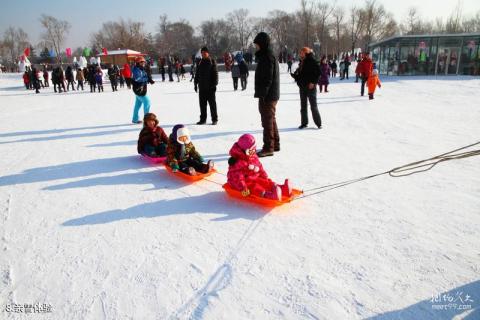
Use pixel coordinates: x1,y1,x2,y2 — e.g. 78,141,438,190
194,47,219,125
239,59,249,90
291,47,322,129
253,32,280,157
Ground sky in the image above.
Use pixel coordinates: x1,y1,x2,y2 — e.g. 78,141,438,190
0,0,479,49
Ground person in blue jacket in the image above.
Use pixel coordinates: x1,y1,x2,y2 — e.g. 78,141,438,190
131,56,155,124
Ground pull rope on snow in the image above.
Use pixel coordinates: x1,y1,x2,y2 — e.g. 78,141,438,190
295,141,480,200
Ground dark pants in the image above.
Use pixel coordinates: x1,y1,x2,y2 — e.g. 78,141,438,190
344,69,349,79
240,75,247,90
110,79,117,91
67,80,75,91
319,84,328,92
144,143,167,157
179,158,210,174
300,87,322,127
258,99,279,152
44,79,49,87
77,80,84,90
199,89,218,123
161,72,165,81
125,78,132,89
361,77,367,96
90,82,96,92
232,77,239,90
287,64,292,73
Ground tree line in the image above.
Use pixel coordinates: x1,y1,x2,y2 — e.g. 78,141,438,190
1,0,480,68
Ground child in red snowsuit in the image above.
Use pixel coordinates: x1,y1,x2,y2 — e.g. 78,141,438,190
227,134,292,200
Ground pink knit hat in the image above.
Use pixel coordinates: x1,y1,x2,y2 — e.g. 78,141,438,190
237,134,256,150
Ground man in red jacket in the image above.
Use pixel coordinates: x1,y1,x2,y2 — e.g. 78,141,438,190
356,52,373,97
122,63,132,89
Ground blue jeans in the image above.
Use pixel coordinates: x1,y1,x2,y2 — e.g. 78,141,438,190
132,95,151,122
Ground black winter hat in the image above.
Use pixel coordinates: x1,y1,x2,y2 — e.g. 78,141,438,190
201,46,209,53
253,32,270,50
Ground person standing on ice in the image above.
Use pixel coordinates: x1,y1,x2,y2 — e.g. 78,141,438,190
290,47,322,129
253,31,280,157
356,52,373,97
122,63,132,89
131,56,154,124
65,66,75,91
318,56,331,93
238,57,249,90
231,60,240,90
194,47,219,125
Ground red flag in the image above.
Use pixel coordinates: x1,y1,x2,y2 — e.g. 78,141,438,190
66,48,72,57
102,48,108,55
24,47,30,56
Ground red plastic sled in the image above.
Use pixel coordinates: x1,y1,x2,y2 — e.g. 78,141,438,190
163,163,216,182
222,183,303,207
141,154,167,164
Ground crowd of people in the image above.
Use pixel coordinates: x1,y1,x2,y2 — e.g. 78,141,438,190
18,32,381,157
15,31,382,201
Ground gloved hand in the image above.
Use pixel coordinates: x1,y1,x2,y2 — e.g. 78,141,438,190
378,84,382,88
171,164,179,172
241,189,251,197
194,84,198,92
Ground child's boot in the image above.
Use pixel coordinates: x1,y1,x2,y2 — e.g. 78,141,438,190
188,167,197,176
207,160,214,170
264,185,282,200
280,179,292,197
369,93,374,100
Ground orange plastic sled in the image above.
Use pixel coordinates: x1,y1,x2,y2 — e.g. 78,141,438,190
163,163,216,182
222,183,303,207
141,154,167,164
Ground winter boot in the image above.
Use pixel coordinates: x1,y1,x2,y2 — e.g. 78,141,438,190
279,179,292,197
207,160,214,170
264,185,282,200
369,93,374,100
188,167,197,176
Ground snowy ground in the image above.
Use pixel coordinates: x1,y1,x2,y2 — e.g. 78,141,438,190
0,65,479,320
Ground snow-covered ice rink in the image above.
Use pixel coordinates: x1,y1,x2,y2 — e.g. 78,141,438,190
1,66,479,319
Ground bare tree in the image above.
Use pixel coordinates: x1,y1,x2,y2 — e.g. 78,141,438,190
401,7,420,35
462,11,480,32
227,9,253,50
266,10,297,53
39,14,71,63
362,0,398,50
348,6,365,54
91,19,148,53
2,27,29,67
445,0,463,33
155,16,198,58
199,19,233,57
299,0,316,47
332,7,346,58
314,1,335,55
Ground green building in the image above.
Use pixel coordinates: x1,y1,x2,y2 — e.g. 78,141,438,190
368,33,480,76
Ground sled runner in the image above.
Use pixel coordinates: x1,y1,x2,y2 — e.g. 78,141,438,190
163,163,216,182
222,183,303,206
140,154,167,164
